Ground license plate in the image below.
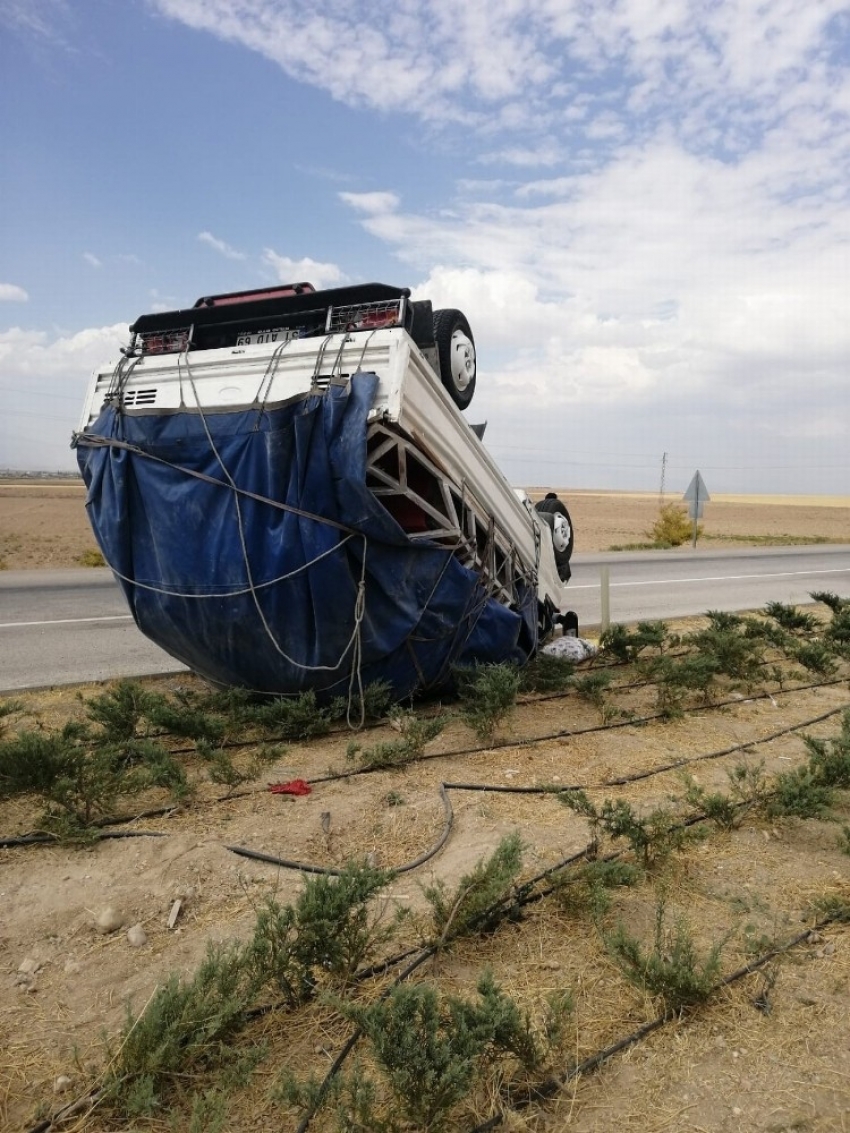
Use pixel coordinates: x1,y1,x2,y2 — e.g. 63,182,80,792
235,328,296,346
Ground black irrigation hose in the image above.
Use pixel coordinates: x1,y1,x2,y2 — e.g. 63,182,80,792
269,678,850,793
604,703,848,786
467,915,848,1132
433,678,849,763
226,783,454,877
0,829,167,849
3,696,846,859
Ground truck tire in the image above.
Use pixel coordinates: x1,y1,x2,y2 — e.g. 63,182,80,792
433,309,476,410
535,494,574,582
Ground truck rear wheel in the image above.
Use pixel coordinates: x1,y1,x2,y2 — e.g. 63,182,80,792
433,309,476,410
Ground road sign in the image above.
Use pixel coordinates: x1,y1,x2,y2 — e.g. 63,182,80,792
683,470,710,507
682,471,710,543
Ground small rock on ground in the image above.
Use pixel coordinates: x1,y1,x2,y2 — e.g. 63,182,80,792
95,906,124,934
127,923,147,948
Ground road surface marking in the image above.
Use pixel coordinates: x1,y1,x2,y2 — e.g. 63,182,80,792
568,567,849,591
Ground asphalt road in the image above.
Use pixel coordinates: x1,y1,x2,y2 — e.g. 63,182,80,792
568,544,850,625
1,545,849,692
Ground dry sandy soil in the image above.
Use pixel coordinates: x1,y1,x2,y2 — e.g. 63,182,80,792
1,479,849,1132
1,478,849,569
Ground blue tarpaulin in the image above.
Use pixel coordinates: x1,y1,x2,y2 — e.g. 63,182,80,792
76,372,537,699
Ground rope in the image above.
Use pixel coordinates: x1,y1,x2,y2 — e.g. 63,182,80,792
102,534,357,600
180,351,368,677
75,432,357,534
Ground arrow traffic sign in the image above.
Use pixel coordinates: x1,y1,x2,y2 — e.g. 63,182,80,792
682,471,710,542
683,470,710,505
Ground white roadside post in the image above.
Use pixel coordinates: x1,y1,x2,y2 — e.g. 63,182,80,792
600,565,611,632
683,471,710,548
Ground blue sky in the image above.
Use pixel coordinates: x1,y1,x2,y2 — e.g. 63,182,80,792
1,0,849,495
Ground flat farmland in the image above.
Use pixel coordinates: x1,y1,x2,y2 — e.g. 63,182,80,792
2,478,848,569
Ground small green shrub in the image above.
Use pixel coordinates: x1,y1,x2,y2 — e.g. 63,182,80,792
645,653,722,715
601,621,670,663
106,941,260,1116
276,1062,385,1133
249,861,402,1002
144,698,226,742
686,625,764,683
85,680,154,741
646,502,698,548
769,765,833,818
803,721,850,787
456,663,520,742
556,859,641,919
763,601,818,633
572,670,614,720
78,548,106,567
347,710,445,770
810,591,849,614
740,616,792,648
0,724,84,799
559,790,691,868
682,775,738,831
0,714,188,832
807,893,850,924
343,971,549,1131
346,981,485,1130
519,654,575,693
250,690,335,740
606,898,726,1012
727,759,770,809
185,1088,229,1133
825,606,850,649
355,680,395,721
792,642,838,676
598,798,690,868
424,832,524,944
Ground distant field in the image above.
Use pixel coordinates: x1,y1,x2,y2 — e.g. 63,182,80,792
560,488,850,508
528,487,849,553
1,478,848,568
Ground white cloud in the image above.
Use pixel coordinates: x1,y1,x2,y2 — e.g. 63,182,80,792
0,282,29,302
197,230,246,260
343,127,850,464
262,251,346,290
149,1,849,150
0,0,72,45
0,323,127,377
337,191,400,214
83,252,102,268
478,145,562,168
0,323,128,470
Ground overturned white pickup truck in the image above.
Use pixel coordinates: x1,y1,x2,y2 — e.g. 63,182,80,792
75,281,575,700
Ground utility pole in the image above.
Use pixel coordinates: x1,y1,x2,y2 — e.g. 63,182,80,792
659,451,667,502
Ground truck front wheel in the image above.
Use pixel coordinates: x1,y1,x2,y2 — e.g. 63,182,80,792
535,494,574,582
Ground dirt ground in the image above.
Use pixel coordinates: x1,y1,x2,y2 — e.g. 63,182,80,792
1,479,849,1132
2,667,849,1132
1,478,848,569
